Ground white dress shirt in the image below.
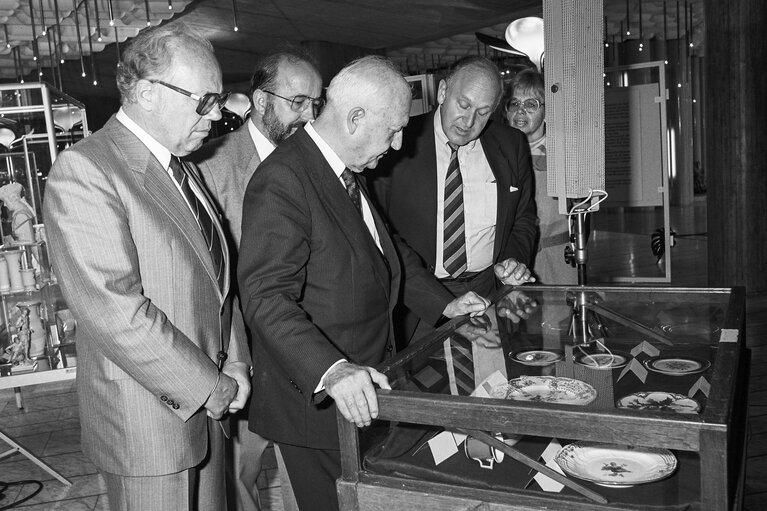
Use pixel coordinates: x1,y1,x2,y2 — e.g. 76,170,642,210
433,108,497,278
248,118,277,161
116,108,210,229
304,122,382,251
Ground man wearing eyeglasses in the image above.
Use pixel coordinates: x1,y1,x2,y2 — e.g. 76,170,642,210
193,47,321,511
371,56,538,344
43,23,250,510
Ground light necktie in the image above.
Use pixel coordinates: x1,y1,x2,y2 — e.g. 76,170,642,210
443,144,467,278
341,167,362,215
169,156,225,291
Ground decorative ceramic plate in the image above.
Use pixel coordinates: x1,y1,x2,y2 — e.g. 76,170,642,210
509,349,564,366
574,351,630,370
643,356,711,376
616,391,701,414
555,442,677,488
490,376,597,405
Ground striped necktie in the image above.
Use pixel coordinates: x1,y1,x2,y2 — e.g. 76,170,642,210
169,156,225,291
444,337,475,396
443,144,467,278
341,167,362,215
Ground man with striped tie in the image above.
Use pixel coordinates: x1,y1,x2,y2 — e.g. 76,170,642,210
371,56,539,344
43,23,250,510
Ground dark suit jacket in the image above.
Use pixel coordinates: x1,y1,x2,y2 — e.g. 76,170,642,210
371,111,537,297
237,127,453,450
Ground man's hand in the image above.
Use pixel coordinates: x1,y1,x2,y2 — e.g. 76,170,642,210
497,290,539,324
325,362,391,427
494,258,536,286
442,291,490,318
204,372,238,420
456,313,502,348
222,361,251,414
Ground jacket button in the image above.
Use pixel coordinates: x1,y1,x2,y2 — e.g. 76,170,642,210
172,403,180,410
160,395,168,402
386,344,393,352
167,399,175,406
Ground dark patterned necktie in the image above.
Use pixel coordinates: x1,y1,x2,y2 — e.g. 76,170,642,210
169,156,225,291
341,167,362,215
443,144,467,278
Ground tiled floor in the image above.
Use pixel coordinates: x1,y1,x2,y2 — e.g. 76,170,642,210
1,198,765,510
0,381,284,510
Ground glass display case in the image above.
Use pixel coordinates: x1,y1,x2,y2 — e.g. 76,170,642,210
337,285,748,511
0,82,82,382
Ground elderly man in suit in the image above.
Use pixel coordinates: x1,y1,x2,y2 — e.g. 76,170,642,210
238,55,488,511
371,56,538,343
43,23,250,510
194,47,321,511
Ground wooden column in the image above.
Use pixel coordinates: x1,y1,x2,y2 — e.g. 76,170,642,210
705,0,767,291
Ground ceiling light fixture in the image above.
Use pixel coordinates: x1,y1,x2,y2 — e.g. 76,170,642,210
505,17,545,71
39,0,47,36
71,0,87,78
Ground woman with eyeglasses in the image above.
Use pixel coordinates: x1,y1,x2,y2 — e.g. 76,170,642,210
505,69,577,285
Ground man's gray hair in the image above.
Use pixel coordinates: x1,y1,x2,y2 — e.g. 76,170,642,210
116,23,214,104
326,55,408,111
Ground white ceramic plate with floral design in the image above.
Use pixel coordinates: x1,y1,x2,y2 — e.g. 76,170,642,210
490,376,597,405
574,351,630,370
643,356,711,376
616,391,701,414
555,441,677,488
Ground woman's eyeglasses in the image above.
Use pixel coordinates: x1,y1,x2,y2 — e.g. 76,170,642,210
507,98,544,115
262,90,325,117
151,80,231,116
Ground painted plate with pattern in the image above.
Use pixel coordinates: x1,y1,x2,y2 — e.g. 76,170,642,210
616,391,701,414
643,356,711,375
555,442,677,488
490,376,597,405
574,351,630,370
509,349,564,366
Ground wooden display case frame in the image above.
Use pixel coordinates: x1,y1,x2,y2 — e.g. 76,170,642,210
337,285,748,511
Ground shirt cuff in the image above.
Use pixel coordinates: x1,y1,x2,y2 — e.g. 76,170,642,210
314,359,348,394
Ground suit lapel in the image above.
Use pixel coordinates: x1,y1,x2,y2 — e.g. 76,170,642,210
296,131,393,298
481,127,512,262
109,119,222,297
233,124,263,188
184,161,230,298
410,114,439,264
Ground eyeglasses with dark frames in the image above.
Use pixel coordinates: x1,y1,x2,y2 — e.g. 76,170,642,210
507,97,544,115
262,90,325,117
151,80,231,116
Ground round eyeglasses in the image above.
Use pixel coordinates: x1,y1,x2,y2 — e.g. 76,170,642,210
507,98,544,115
151,80,231,116
262,90,325,117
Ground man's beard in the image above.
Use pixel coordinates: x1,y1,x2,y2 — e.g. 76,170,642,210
263,101,303,145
